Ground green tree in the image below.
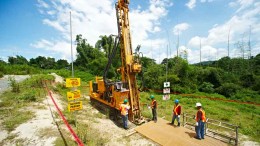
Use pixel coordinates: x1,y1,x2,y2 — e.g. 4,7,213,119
143,64,164,89
56,59,69,69
8,55,28,65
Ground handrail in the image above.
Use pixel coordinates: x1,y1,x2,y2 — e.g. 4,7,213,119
183,113,239,146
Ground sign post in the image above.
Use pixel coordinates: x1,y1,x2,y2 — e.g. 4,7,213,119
66,78,82,127
163,82,170,100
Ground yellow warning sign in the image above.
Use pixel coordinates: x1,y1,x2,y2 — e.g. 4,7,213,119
66,78,81,87
67,90,81,101
68,101,82,112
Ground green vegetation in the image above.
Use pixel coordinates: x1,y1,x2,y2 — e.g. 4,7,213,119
0,35,259,142
140,92,260,142
51,83,108,146
0,74,54,131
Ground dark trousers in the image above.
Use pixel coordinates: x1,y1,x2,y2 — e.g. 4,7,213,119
152,108,157,122
122,115,128,129
171,114,180,125
196,120,205,139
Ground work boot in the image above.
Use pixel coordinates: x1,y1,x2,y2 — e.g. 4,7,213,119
178,123,180,127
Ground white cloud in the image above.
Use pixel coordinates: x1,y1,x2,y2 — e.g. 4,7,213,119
187,0,214,9
30,39,53,48
186,0,196,9
187,0,260,63
200,0,214,3
236,0,255,12
32,0,172,62
37,0,49,8
43,19,65,32
173,23,190,35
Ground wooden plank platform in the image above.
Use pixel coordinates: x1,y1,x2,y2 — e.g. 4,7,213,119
135,118,228,146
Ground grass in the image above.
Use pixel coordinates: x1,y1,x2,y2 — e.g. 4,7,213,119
0,74,54,131
139,92,260,142
52,81,109,146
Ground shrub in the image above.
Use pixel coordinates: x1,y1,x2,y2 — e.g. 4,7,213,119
199,82,214,93
16,90,36,101
8,77,20,93
0,72,3,78
215,83,241,98
231,89,260,103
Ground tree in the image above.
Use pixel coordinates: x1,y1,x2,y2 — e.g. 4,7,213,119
143,64,164,89
30,56,55,69
74,34,109,76
56,59,69,69
8,55,28,65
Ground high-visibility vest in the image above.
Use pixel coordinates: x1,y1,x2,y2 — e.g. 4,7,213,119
196,109,206,122
120,104,130,116
173,104,180,115
151,100,157,109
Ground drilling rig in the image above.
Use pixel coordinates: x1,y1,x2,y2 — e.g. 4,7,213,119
89,0,143,124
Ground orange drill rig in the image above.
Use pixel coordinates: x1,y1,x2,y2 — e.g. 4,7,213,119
89,0,143,124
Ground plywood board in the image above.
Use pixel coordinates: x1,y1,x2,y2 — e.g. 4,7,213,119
135,118,227,146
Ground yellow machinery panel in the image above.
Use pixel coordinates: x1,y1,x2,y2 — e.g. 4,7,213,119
97,80,105,93
113,90,129,110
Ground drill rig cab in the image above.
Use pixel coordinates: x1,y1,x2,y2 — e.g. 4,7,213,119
89,0,144,124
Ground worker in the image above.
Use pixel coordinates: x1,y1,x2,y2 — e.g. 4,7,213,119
194,102,206,140
171,99,181,126
119,99,130,129
150,95,157,122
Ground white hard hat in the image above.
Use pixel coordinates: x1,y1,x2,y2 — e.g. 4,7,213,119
196,102,202,107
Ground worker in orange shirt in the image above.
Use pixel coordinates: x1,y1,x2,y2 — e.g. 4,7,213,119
171,99,181,126
150,95,157,122
119,99,130,129
194,102,206,140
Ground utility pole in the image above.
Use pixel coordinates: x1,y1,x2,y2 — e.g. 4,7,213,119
70,11,74,77
228,27,231,57
248,25,251,59
167,30,171,58
176,31,179,57
200,38,201,66
166,45,168,82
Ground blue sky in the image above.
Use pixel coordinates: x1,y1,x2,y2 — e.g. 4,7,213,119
0,0,259,64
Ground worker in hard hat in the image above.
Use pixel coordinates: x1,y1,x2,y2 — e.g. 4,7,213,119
194,102,206,140
119,99,130,129
171,99,182,126
150,95,157,122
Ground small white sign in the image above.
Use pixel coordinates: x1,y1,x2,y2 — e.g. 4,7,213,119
164,82,170,87
163,94,170,100
163,88,170,94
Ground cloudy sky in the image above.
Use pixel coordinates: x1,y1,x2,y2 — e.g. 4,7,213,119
0,0,259,64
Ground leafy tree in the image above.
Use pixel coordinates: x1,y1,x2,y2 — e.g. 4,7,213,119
56,59,69,69
95,35,112,57
216,83,241,98
75,34,109,76
252,54,260,75
240,74,255,88
8,55,28,65
29,56,55,69
140,57,156,69
143,64,164,89
199,82,214,93
217,56,231,71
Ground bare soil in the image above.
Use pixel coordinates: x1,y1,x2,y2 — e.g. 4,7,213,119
0,73,156,146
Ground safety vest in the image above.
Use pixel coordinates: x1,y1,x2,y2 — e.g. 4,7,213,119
196,109,206,122
120,104,130,116
151,100,157,109
173,104,180,115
